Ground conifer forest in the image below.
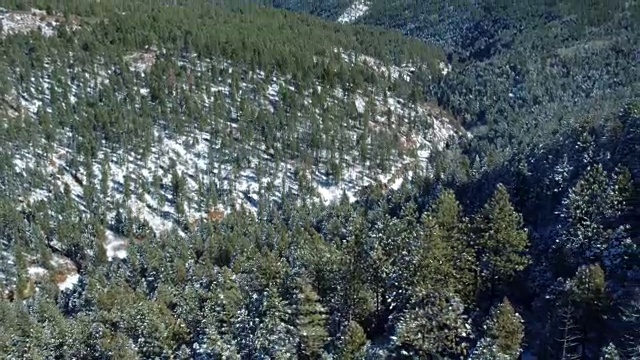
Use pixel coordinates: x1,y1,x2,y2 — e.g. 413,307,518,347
0,0,638,358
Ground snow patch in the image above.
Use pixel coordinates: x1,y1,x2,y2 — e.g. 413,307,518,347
439,61,452,76
58,273,79,291
124,47,158,73
337,0,370,24
0,8,79,38
9,50,461,264
338,49,418,82
28,266,47,277
105,230,128,260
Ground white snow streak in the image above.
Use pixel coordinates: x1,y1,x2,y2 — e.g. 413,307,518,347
28,266,47,277
57,273,79,291
337,0,370,24
9,50,460,266
0,8,79,38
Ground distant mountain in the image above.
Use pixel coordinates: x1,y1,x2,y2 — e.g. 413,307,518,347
203,0,639,168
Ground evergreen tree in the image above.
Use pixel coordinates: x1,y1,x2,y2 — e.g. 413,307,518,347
339,320,367,360
253,288,297,359
470,297,524,360
419,188,477,304
600,343,621,360
556,164,632,271
201,268,242,357
473,184,529,302
616,285,640,359
566,264,610,359
297,281,328,359
392,289,471,358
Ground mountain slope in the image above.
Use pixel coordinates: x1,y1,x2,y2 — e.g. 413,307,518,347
221,0,638,168
0,4,459,290
0,2,637,360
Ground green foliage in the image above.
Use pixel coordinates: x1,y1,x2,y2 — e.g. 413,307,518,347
0,0,637,359
419,188,477,304
393,289,471,358
473,184,530,300
339,320,367,360
297,281,328,359
471,297,524,360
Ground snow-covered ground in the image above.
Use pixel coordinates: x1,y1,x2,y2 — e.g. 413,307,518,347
337,0,370,24
439,61,452,76
7,46,459,292
25,254,79,291
58,273,80,291
0,8,80,38
338,48,419,82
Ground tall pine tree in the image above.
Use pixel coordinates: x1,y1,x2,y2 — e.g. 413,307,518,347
473,184,529,303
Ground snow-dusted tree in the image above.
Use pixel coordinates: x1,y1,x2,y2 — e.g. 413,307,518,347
297,281,329,359
600,342,622,360
552,154,574,196
59,271,92,317
252,288,298,359
30,294,74,358
199,323,240,360
473,183,529,301
556,164,632,271
338,211,374,324
232,304,256,359
171,283,203,341
470,297,524,360
379,210,422,319
201,268,242,358
338,320,367,360
391,289,471,358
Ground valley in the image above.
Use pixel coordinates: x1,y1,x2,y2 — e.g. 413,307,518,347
0,1,637,359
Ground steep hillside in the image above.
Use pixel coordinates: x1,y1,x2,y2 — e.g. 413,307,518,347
210,0,639,170
359,0,640,160
0,1,637,359
0,4,457,290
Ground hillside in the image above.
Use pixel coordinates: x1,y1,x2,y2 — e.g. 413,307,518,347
0,4,456,298
246,0,639,163
0,1,638,360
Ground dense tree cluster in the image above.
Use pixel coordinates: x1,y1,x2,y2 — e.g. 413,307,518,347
358,0,640,169
0,0,638,359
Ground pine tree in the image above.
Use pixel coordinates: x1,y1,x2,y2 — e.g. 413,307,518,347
600,343,621,360
297,281,328,359
93,225,108,265
473,184,529,302
419,189,477,304
566,264,609,359
99,154,111,208
617,285,640,359
555,306,581,360
470,297,524,360
392,289,471,358
340,320,367,360
340,211,373,324
556,164,630,270
203,268,242,358
14,241,33,300
253,288,297,359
